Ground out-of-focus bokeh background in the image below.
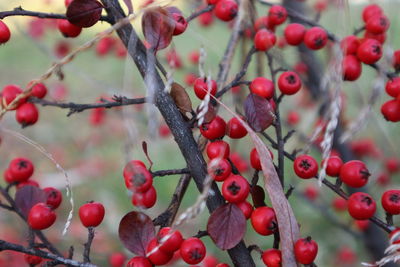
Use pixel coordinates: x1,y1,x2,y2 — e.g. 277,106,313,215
0,0,399,266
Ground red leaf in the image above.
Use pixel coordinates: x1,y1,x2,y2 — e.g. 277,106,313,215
207,203,246,250
244,93,275,132
142,7,175,51
118,211,155,256
14,186,47,218
123,0,133,14
66,0,103,28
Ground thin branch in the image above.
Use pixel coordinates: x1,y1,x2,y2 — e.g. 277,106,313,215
151,168,190,177
186,5,214,22
83,227,95,263
194,230,208,238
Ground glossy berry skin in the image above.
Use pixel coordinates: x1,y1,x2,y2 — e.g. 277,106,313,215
146,239,173,265
200,116,226,140
2,84,26,110
251,206,277,236
250,147,274,171
0,20,11,44
366,15,390,34
340,35,359,55
206,140,230,159
131,186,157,208
381,99,400,122
29,82,47,99
57,20,82,38
222,175,250,203
208,158,232,182
304,27,328,50
8,157,34,182
24,254,42,265
284,23,306,46
381,190,400,215
28,203,57,230
249,77,275,99
126,256,152,267
235,201,253,219
293,155,318,179
16,103,39,127
207,0,221,5
123,163,153,193
322,156,343,177
294,237,318,265
44,187,63,209
180,237,206,265
262,249,282,267
226,117,247,139
172,13,187,36
254,29,276,51
342,55,362,81
357,39,382,64
339,160,370,188
193,77,217,100
347,192,376,220
156,227,184,253
79,202,105,227
3,169,14,183
268,5,287,26
214,0,238,22
385,78,400,98
393,50,400,70
278,71,302,95
362,4,382,23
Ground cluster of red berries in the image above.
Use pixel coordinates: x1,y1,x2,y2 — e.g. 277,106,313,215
96,36,127,58
207,0,238,22
382,74,400,122
122,160,157,209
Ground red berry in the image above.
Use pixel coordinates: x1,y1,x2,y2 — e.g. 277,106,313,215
96,37,115,56
109,252,126,267
193,77,217,100
230,152,249,173
322,156,343,177
385,158,400,173
381,99,400,122
2,84,26,110
347,192,376,220
262,249,282,267
24,254,42,266
381,190,400,215
294,237,318,265
304,186,319,201
126,256,152,267
198,11,214,27
65,0,74,7
28,203,57,230
364,31,386,44
250,147,274,171
362,4,382,23
254,29,276,51
123,162,153,193
268,5,287,26
354,219,370,231
284,23,306,46
393,50,400,70
249,77,275,99
200,116,226,140
146,239,173,265
235,201,253,219
304,27,328,50
287,110,300,125
226,117,247,139
3,169,14,183
180,237,206,265
207,158,232,182
157,227,184,253
250,206,277,236
293,155,318,179
206,140,230,159
356,39,382,64
342,55,362,81
207,0,220,4
57,19,82,38
44,187,63,209
8,157,34,182
0,20,11,44
214,0,238,22
366,15,390,34
339,160,370,188
377,172,391,186
132,186,157,209
340,35,359,55
278,71,302,95
222,175,250,203
332,197,347,212
17,180,39,189
188,50,200,64
16,103,39,127
185,73,197,86
28,82,47,99
79,202,105,227
172,12,187,36
385,78,400,98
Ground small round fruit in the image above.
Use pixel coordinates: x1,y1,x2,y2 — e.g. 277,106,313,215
262,249,282,267
287,110,300,125
0,20,11,44
284,23,306,46
293,155,318,179
222,175,250,203
214,0,238,22
347,192,376,220
193,77,217,100
16,103,39,127
29,82,47,99
366,15,390,34
109,252,126,267
332,197,347,212
146,239,173,265
200,116,226,140
157,227,184,253
79,202,105,227
304,27,328,50
278,71,302,95
385,78,400,98
339,160,370,188
24,254,42,266
381,99,400,122
132,186,157,209
268,5,287,26
44,187,63,209
254,29,276,51
126,256,152,267
340,35,359,55
57,19,82,38
180,237,206,265
206,140,230,159
28,203,57,230
226,117,247,139
3,169,14,183
123,163,153,193
294,237,318,265
250,147,274,171
357,38,382,64
2,84,26,110
250,206,277,236
249,77,275,99
172,12,188,35
207,158,232,182
8,157,34,182
342,55,362,81
322,156,343,177
381,190,400,215
362,4,382,23
235,201,253,219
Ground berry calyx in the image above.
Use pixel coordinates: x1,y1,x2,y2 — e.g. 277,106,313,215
381,190,400,215
222,175,250,203
347,192,376,220
207,158,232,182
8,157,34,182
278,71,302,95
250,206,277,236
180,237,206,265
16,103,39,127
214,0,238,22
339,160,370,188
293,155,318,179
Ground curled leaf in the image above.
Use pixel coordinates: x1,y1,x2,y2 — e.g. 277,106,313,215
66,0,103,28
170,82,192,118
14,185,47,218
244,93,275,132
207,203,246,250
123,0,133,14
142,7,175,51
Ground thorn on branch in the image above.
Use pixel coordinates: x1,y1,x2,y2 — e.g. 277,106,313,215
248,244,263,255
285,185,295,199
194,230,208,239
283,129,296,143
